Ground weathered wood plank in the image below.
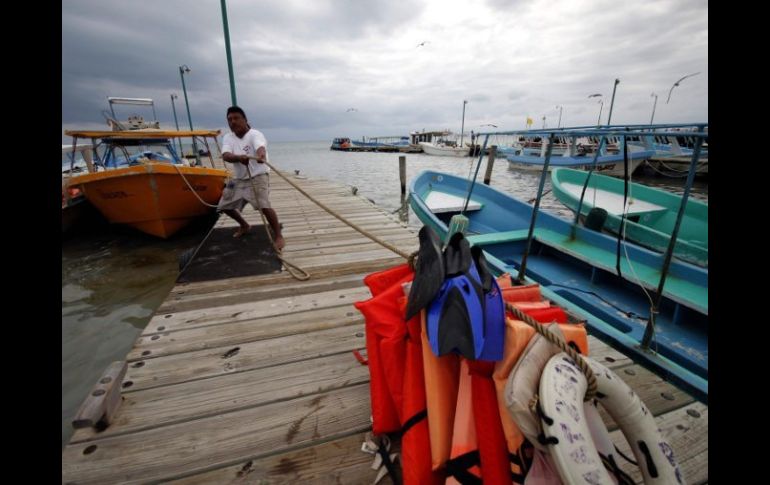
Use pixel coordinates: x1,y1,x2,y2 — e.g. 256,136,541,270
123,324,365,390
168,255,405,298
158,272,371,314
71,352,369,442
129,306,362,361
166,433,381,485
596,364,695,431
610,402,708,484
72,361,127,429
142,286,372,334
62,384,372,484
586,335,634,369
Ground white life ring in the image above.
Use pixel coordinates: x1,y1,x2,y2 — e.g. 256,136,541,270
538,352,683,485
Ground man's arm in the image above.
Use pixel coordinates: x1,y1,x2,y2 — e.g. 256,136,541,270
222,152,249,165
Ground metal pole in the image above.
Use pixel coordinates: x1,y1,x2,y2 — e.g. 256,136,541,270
179,65,201,166
170,94,183,156
517,134,554,282
557,106,563,128
597,100,603,126
649,93,658,125
220,0,238,106
460,100,467,148
606,78,620,125
640,127,705,349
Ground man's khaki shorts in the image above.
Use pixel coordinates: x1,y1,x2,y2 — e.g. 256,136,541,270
217,173,271,211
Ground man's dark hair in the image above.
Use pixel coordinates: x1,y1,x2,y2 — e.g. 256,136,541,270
227,106,247,119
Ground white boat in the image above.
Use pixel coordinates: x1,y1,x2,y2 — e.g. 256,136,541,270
418,140,469,157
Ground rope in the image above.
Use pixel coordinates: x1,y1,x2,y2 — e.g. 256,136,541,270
170,163,221,208
244,162,311,281
250,156,415,261
171,157,309,280
505,302,597,401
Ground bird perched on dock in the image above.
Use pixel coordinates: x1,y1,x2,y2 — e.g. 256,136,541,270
666,72,700,103
416,41,430,48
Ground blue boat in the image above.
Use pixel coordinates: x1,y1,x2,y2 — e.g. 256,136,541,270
504,134,655,177
409,158,708,400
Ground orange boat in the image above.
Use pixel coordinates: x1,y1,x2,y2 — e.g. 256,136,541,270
64,129,229,238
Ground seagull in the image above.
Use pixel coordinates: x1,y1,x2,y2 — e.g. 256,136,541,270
666,72,700,104
480,124,498,128
587,93,602,98
346,108,358,112
416,41,430,48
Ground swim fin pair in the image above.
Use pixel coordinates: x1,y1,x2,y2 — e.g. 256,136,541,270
407,227,504,361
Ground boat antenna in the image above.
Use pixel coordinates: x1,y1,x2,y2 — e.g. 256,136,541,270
517,133,555,283
446,134,489,240
640,126,706,349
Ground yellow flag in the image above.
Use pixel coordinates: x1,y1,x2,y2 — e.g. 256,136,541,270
526,117,533,126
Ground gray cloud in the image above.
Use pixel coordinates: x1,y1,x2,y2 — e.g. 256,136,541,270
62,0,707,142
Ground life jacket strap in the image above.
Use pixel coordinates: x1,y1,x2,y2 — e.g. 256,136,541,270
445,450,482,485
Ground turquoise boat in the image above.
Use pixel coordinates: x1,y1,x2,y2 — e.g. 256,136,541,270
408,169,708,401
551,167,708,267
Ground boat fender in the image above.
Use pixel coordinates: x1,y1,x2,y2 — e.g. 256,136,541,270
538,353,683,485
503,323,565,452
584,207,608,232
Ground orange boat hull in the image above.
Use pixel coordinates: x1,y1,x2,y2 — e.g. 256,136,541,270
70,163,229,238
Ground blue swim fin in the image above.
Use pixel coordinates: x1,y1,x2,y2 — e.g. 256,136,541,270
426,233,486,359
471,245,505,361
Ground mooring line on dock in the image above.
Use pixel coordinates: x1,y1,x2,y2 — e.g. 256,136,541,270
254,157,415,262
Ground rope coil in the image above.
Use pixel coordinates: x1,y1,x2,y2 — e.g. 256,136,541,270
505,302,598,401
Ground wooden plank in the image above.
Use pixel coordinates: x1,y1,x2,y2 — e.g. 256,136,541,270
129,306,362,361
166,433,381,485
597,364,695,430
291,247,407,267
71,352,369,442
61,384,372,484
610,402,707,484
142,286,372,334
284,240,417,260
586,335,634,369
158,272,371,314
167,255,405,298
72,361,127,429
123,324,365,390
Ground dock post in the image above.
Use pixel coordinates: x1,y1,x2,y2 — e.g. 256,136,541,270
483,145,497,185
399,155,407,195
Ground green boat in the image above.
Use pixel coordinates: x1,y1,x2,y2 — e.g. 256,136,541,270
550,167,708,267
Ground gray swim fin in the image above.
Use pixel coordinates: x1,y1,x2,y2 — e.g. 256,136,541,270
405,225,445,320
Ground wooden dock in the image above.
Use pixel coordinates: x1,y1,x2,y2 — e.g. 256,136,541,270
62,172,708,484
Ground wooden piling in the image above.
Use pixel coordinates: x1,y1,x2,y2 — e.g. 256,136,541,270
483,145,497,185
399,155,407,195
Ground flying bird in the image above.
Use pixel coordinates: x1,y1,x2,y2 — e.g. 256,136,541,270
416,41,430,48
346,108,358,112
587,93,602,98
480,124,498,128
666,72,700,104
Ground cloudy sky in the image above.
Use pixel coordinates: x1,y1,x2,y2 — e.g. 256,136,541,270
62,0,708,143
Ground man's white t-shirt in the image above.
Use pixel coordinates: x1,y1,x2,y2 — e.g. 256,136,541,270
222,128,269,179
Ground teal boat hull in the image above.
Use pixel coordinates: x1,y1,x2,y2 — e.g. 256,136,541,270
408,170,708,402
551,168,708,267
